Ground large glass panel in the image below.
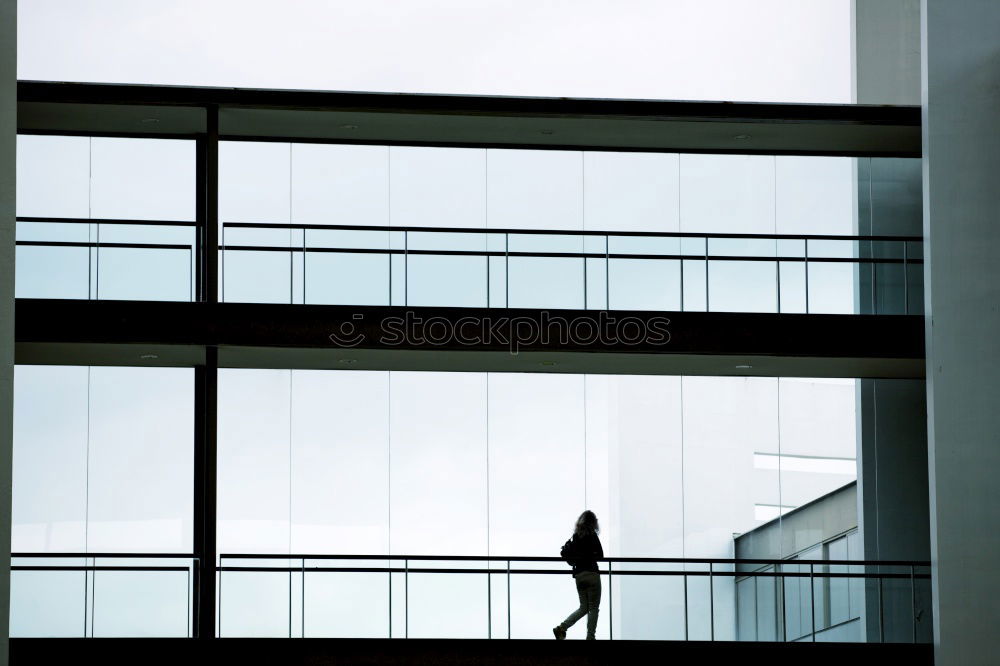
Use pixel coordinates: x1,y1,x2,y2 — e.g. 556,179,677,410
10,563,86,637
292,143,389,226
389,372,487,556
218,370,292,555
16,135,90,219
91,561,189,637
90,138,195,221
487,149,583,231
596,376,683,638
683,377,779,553
86,367,193,553
390,147,485,229
608,259,681,311
304,564,389,638
290,370,389,554
219,564,291,637
389,372,488,638
679,154,775,234
775,156,854,236
14,244,91,300
12,366,88,553
777,378,857,549
583,152,679,233
96,231,196,301
405,254,488,307
220,141,291,225
488,374,585,639
708,260,777,312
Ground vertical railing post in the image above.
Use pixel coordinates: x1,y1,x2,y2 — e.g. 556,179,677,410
774,560,788,643
505,234,510,308
704,237,710,311
709,563,715,641
608,560,613,640
487,560,492,639
507,560,512,639
903,240,909,314
301,557,306,638
804,238,810,314
405,559,409,639
683,569,688,641
879,573,885,643
911,564,917,643
809,563,816,642
604,234,610,309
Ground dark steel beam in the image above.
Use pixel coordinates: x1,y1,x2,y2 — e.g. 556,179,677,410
16,81,922,157
193,347,218,638
16,299,924,376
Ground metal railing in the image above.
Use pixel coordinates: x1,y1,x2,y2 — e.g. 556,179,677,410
13,216,923,314
217,553,931,642
14,217,197,301
222,222,923,314
8,552,931,641
10,553,199,638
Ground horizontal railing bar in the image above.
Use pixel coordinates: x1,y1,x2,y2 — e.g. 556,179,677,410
12,566,191,572
17,241,193,251
12,553,198,558
216,565,929,580
218,553,931,567
222,221,922,242
220,244,920,265
17,217,198,227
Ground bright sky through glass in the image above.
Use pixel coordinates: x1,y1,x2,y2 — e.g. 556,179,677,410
18,0,851,102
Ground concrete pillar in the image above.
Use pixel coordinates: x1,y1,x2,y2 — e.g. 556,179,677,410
852,0,921,105
922,1,1000,662
852,1,929,646
856,379,931,642
0,0,14,662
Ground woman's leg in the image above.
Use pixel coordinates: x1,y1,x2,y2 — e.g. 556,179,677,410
558,577,590,631
584,573,602,639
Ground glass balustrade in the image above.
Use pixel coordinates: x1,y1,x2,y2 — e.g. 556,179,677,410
218,224,921,314
7,552,930,641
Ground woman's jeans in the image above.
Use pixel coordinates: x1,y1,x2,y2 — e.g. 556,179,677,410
558,571,602,639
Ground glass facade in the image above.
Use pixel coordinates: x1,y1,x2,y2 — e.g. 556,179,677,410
14,135,921,313
11,366,194,637
15,135,197,301
212,370,857,638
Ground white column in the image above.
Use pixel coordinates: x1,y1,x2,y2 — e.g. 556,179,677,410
0,0,15,661
922,0,1000,661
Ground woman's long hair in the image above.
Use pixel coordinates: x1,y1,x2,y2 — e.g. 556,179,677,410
574,510,600,538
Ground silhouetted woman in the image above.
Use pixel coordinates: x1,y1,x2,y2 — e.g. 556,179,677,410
553,510,603,640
